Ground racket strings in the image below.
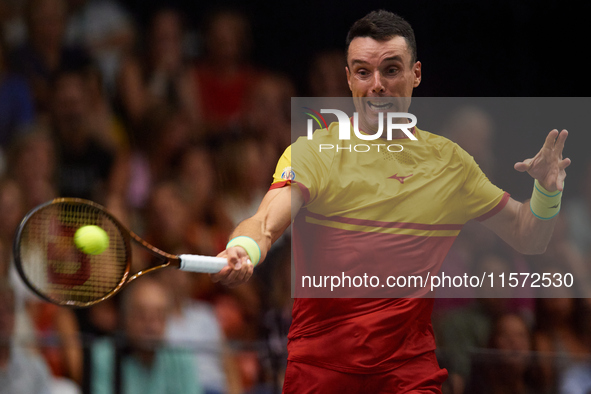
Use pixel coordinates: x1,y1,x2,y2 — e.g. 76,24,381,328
17,202,130,305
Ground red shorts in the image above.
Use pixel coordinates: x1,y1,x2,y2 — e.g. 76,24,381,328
282,351,448,394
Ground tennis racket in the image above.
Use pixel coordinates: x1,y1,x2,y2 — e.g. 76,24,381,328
13,198,227,307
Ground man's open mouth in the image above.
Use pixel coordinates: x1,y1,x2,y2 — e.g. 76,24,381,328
367,101,394,110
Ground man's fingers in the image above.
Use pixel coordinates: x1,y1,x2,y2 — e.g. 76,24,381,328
514,158,533,172
210,265,233,283
560,157,572,170
553,129,568,155
542,129,559,149
211,247,253,287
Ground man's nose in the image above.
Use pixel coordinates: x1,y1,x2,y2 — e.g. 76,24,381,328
371,72,386,94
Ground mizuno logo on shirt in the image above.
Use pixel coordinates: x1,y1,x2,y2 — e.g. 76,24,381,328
389,173,414,184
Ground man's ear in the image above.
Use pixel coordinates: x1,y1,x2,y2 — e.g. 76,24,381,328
413,61,422,88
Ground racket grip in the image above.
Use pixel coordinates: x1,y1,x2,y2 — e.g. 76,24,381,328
179,254,227,273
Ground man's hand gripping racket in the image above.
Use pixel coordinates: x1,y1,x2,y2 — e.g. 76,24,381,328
12,198,228,307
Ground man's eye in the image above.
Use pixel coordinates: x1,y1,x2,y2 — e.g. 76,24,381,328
357,70,368,76
387,67,398,74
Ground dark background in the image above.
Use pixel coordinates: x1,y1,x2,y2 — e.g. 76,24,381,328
120,0,590,97
119,0,589,198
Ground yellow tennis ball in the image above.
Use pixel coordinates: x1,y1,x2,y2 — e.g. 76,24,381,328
74,225,109,255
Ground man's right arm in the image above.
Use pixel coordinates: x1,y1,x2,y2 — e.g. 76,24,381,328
210,185,303,287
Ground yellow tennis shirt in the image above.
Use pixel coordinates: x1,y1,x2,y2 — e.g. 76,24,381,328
270,122,509,372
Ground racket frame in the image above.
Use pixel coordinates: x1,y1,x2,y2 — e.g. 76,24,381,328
13,197,186,307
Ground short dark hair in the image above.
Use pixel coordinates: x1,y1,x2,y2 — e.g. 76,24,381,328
346,10,417,64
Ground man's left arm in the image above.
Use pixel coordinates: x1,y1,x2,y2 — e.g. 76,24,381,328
482,129,571,254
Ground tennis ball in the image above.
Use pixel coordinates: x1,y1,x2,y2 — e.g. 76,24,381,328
74,225,109,255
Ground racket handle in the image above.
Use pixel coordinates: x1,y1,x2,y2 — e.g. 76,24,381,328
178,254,227,273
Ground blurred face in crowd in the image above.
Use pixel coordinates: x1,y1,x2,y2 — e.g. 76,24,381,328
346,36,421,132
52,73,90,143
27,0,66,49
207,12,250,64
148,183,191,248
150,10,183,71
0,180,24,242
309,51,350,97
491,314,531,369
124,280,170,349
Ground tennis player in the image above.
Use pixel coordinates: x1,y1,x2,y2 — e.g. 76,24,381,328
211,10,570,393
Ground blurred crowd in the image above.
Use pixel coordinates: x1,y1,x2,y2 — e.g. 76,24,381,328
0,1,590,394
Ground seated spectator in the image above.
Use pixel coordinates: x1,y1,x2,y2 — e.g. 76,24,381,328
465,313,541,394
558,298,591,394
193,9,262,139
212,282,264,393
307,49,350,97
64,0,135,96
6,129,57,211
159,268,237,394
0,177,25,248
117,8,198,128
90,278,203,394
0,31,35,149
126,105,195,211
533,294,590,391
48,67,126,208
143,181,195,255
241,73,294,154
435,251,518,393
0,0,27,48
0,279,52,394
217,138,274,227
175,146,233,255
9,0,91,114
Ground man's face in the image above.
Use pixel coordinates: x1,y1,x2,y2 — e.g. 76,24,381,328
346,36,421,131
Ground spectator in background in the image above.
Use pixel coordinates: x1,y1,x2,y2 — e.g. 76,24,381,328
212,283,264,393
0,31,35,150
126,105,195,211
241,73,294,154
10,0,91,115
465,313,541,394
307,49,350,97
143,181,194,255
533,292,590,391
218,138,275,228
159,268,238,394
0,0,27,48
441,105,497,180
117,8,198,128
0,177,25,250
91,278,203,394
559,299,591,394
85,65,129,152
176,146,232,255
6,129,57,211
0,280,52,394
193,9,261,139
49,67,126,208
435,252,517,394
64,0,135,96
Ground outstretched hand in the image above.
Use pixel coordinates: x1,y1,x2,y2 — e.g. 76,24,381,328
514,129,571,192
210,246,254,288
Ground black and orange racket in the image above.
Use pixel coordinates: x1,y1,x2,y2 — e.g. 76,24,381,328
13,198,227,307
